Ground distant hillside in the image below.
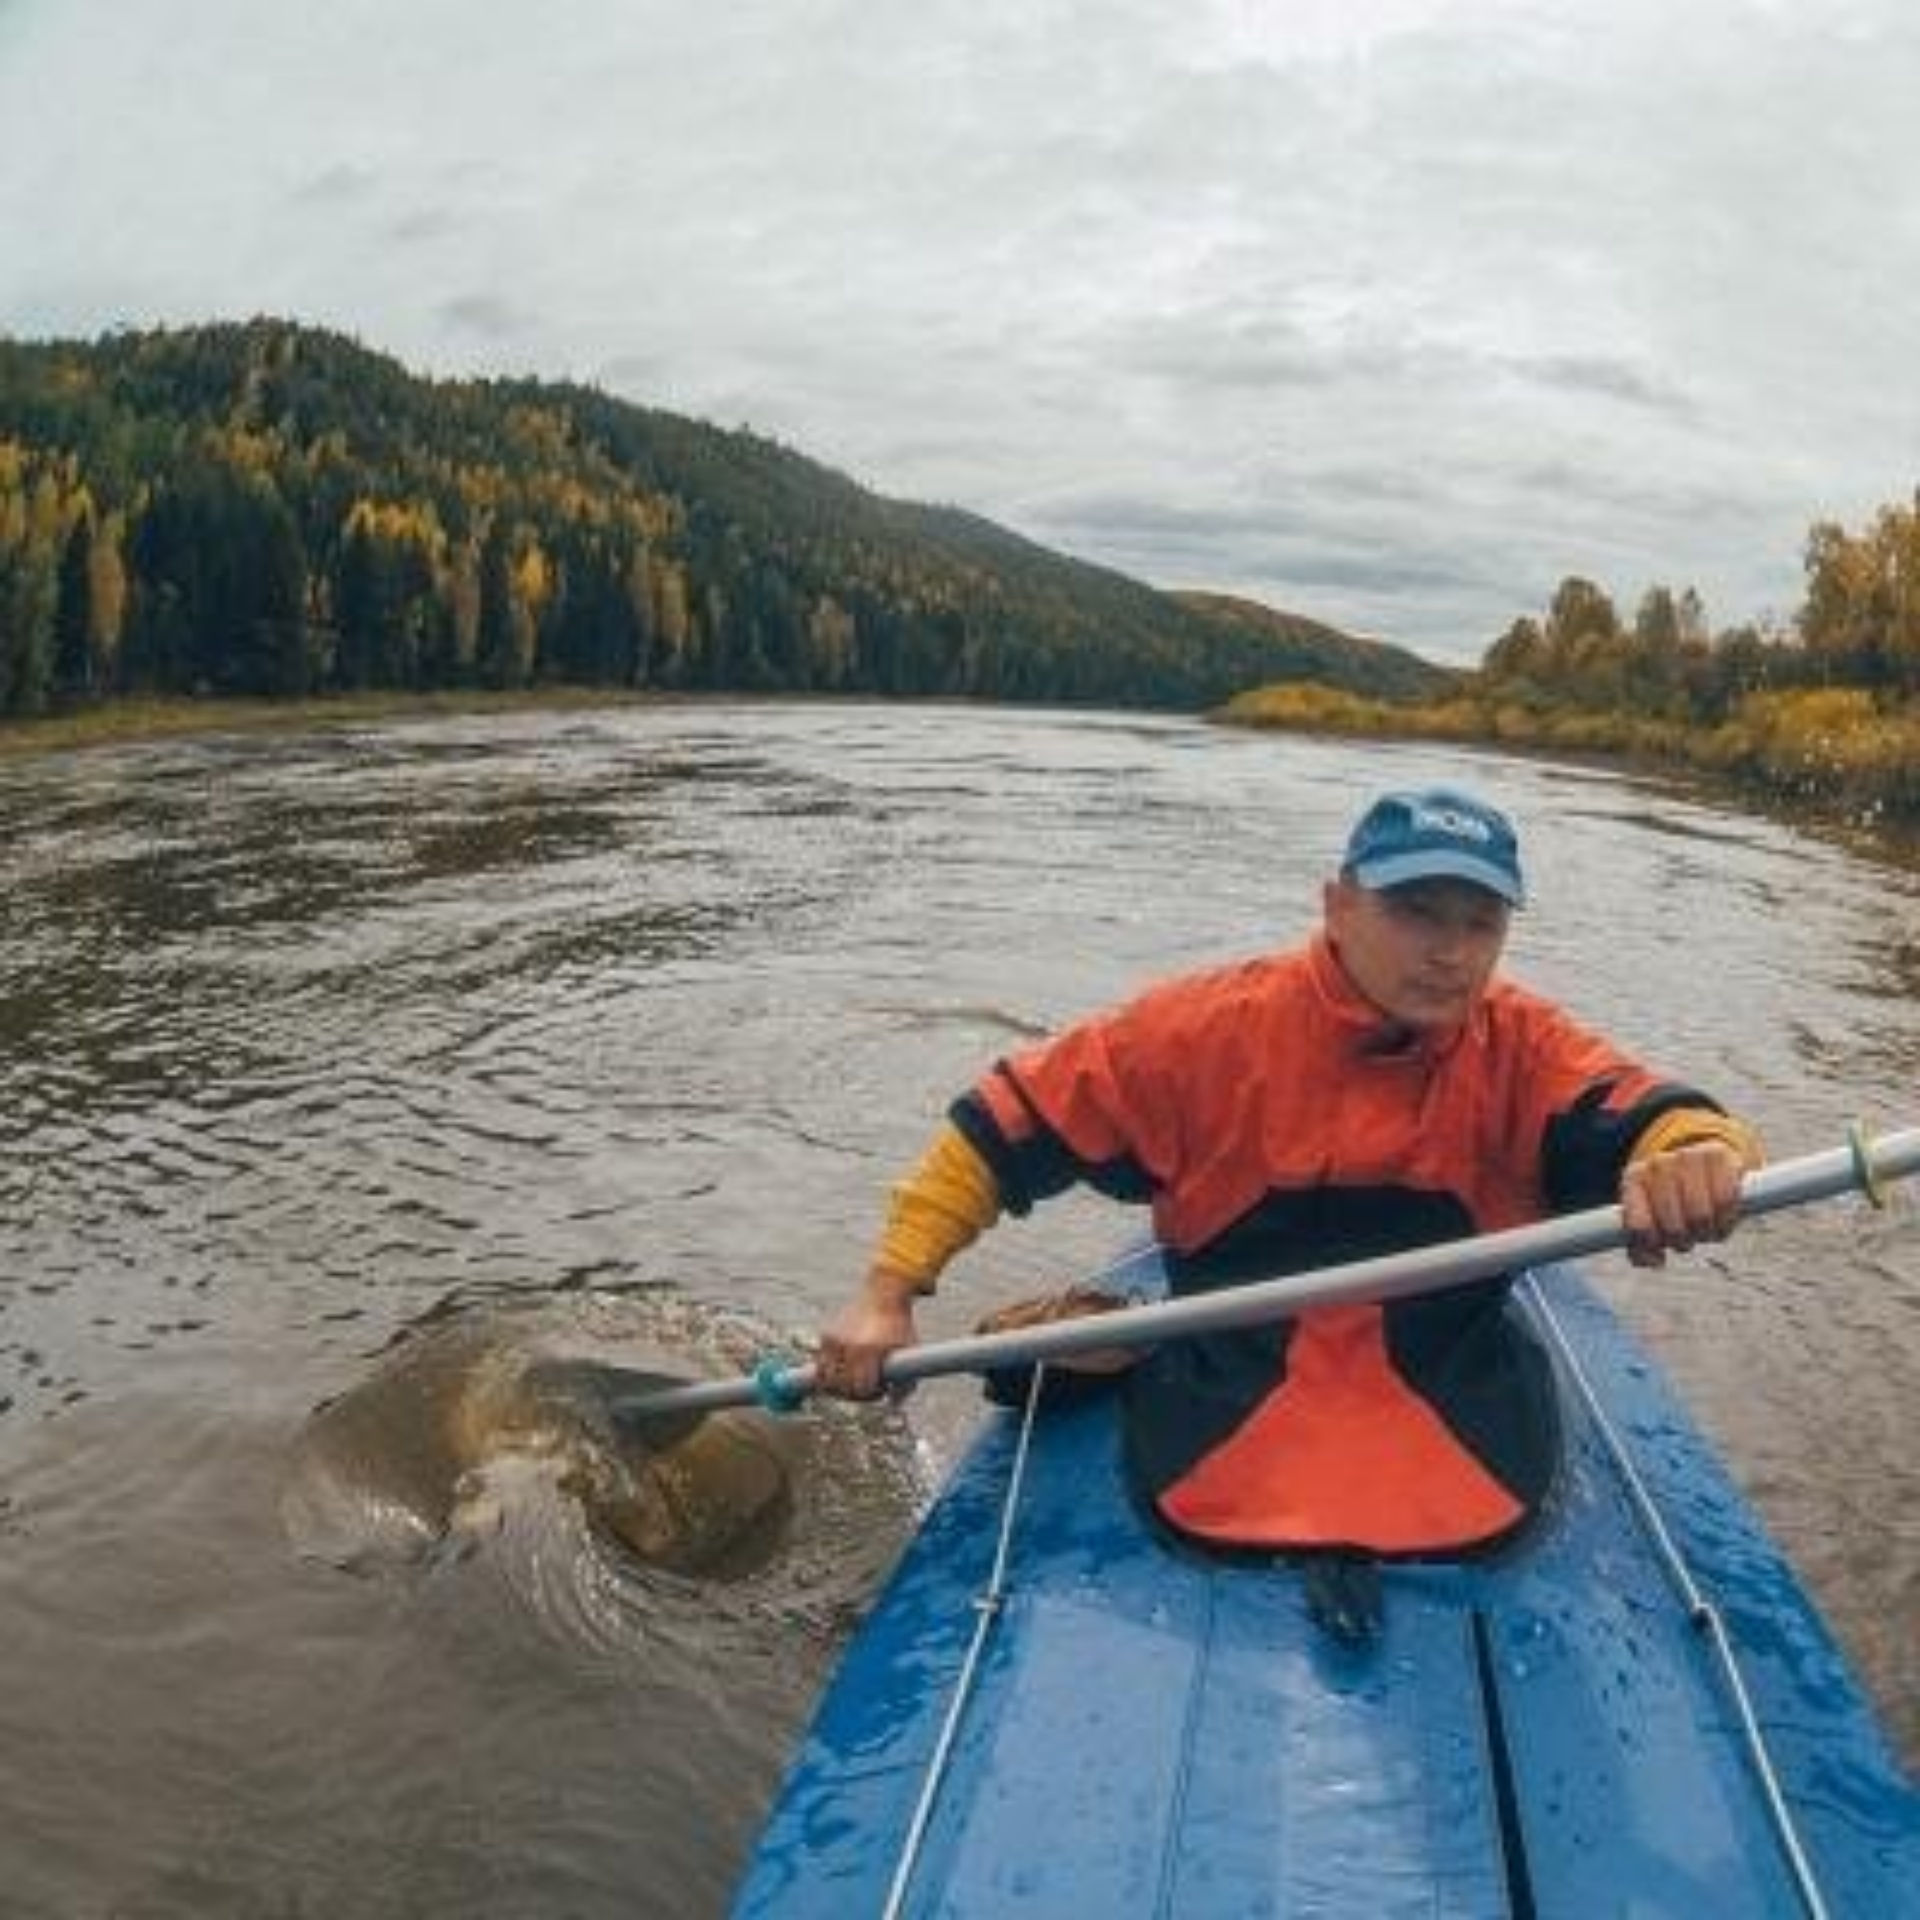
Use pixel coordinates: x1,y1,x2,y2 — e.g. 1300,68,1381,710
1172,590,1454,702
0,318,1434,718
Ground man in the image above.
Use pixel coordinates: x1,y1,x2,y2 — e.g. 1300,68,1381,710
814,787,1761,1561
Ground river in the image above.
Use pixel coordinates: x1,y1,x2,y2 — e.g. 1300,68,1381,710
1,700,1914,1916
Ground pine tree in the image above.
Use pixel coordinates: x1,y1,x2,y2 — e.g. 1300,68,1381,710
52,514,95,698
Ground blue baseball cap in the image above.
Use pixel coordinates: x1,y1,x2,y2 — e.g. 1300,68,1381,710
1340,787,1525,907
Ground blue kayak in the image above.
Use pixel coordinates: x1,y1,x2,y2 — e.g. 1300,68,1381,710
733,1260,1920,1917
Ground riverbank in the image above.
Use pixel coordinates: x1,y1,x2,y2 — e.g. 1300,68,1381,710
1216,681,1920,846
0,687,666,759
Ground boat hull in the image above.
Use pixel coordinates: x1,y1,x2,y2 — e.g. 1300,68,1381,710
733,1262,1920,1916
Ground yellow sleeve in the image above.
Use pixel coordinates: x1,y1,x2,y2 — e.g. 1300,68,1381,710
873,1123,1003,1294
1628,1108,1765,1169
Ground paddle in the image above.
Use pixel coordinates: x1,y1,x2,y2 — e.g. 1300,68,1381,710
610,1123,1920,1433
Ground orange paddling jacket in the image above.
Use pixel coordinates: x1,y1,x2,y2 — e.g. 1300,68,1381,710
947,935,1738,1556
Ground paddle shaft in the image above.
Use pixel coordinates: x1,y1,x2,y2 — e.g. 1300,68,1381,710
612,1125,1920,1424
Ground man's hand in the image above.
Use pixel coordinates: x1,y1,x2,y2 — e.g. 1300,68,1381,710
813,1266,923,1400
1620,1140,1752,1268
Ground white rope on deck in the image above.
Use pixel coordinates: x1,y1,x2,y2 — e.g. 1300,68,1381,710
880,1362,1049,1920
1523,1273,1832,1920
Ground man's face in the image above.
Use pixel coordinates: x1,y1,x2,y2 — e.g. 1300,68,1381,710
1323,875,1512,1034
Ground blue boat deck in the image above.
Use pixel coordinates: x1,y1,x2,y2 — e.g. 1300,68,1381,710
733,1266,1920,1917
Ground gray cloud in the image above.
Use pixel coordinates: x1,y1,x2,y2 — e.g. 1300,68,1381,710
1500,355,1697,418
289,164,378,207
438,293,532,342
1026,495,1290,547
1,0,1915,660
1248,547,1500,599
387,205,467,245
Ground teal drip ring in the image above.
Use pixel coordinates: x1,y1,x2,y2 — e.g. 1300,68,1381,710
752,1355,807,1414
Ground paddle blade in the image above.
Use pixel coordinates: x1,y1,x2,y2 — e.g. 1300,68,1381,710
518,1359,709,1452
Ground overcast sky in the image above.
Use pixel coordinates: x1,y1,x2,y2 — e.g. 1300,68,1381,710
2,0,1915,661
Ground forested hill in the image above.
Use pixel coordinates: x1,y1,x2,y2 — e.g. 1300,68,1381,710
0,319,1446,719
1171,590,1448,702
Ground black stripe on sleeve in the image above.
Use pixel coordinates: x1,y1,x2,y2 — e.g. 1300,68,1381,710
1540,1080,1724,1212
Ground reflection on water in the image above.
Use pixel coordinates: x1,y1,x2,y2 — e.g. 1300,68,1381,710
1,700,1916,1915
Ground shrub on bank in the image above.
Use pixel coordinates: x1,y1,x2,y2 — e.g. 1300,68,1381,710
1220,682,1920,823
1698,689,1920,812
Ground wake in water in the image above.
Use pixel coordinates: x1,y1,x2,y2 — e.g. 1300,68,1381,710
281,1289,921,1656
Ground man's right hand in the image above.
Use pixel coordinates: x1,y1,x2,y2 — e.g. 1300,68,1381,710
813,1265,924,1400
